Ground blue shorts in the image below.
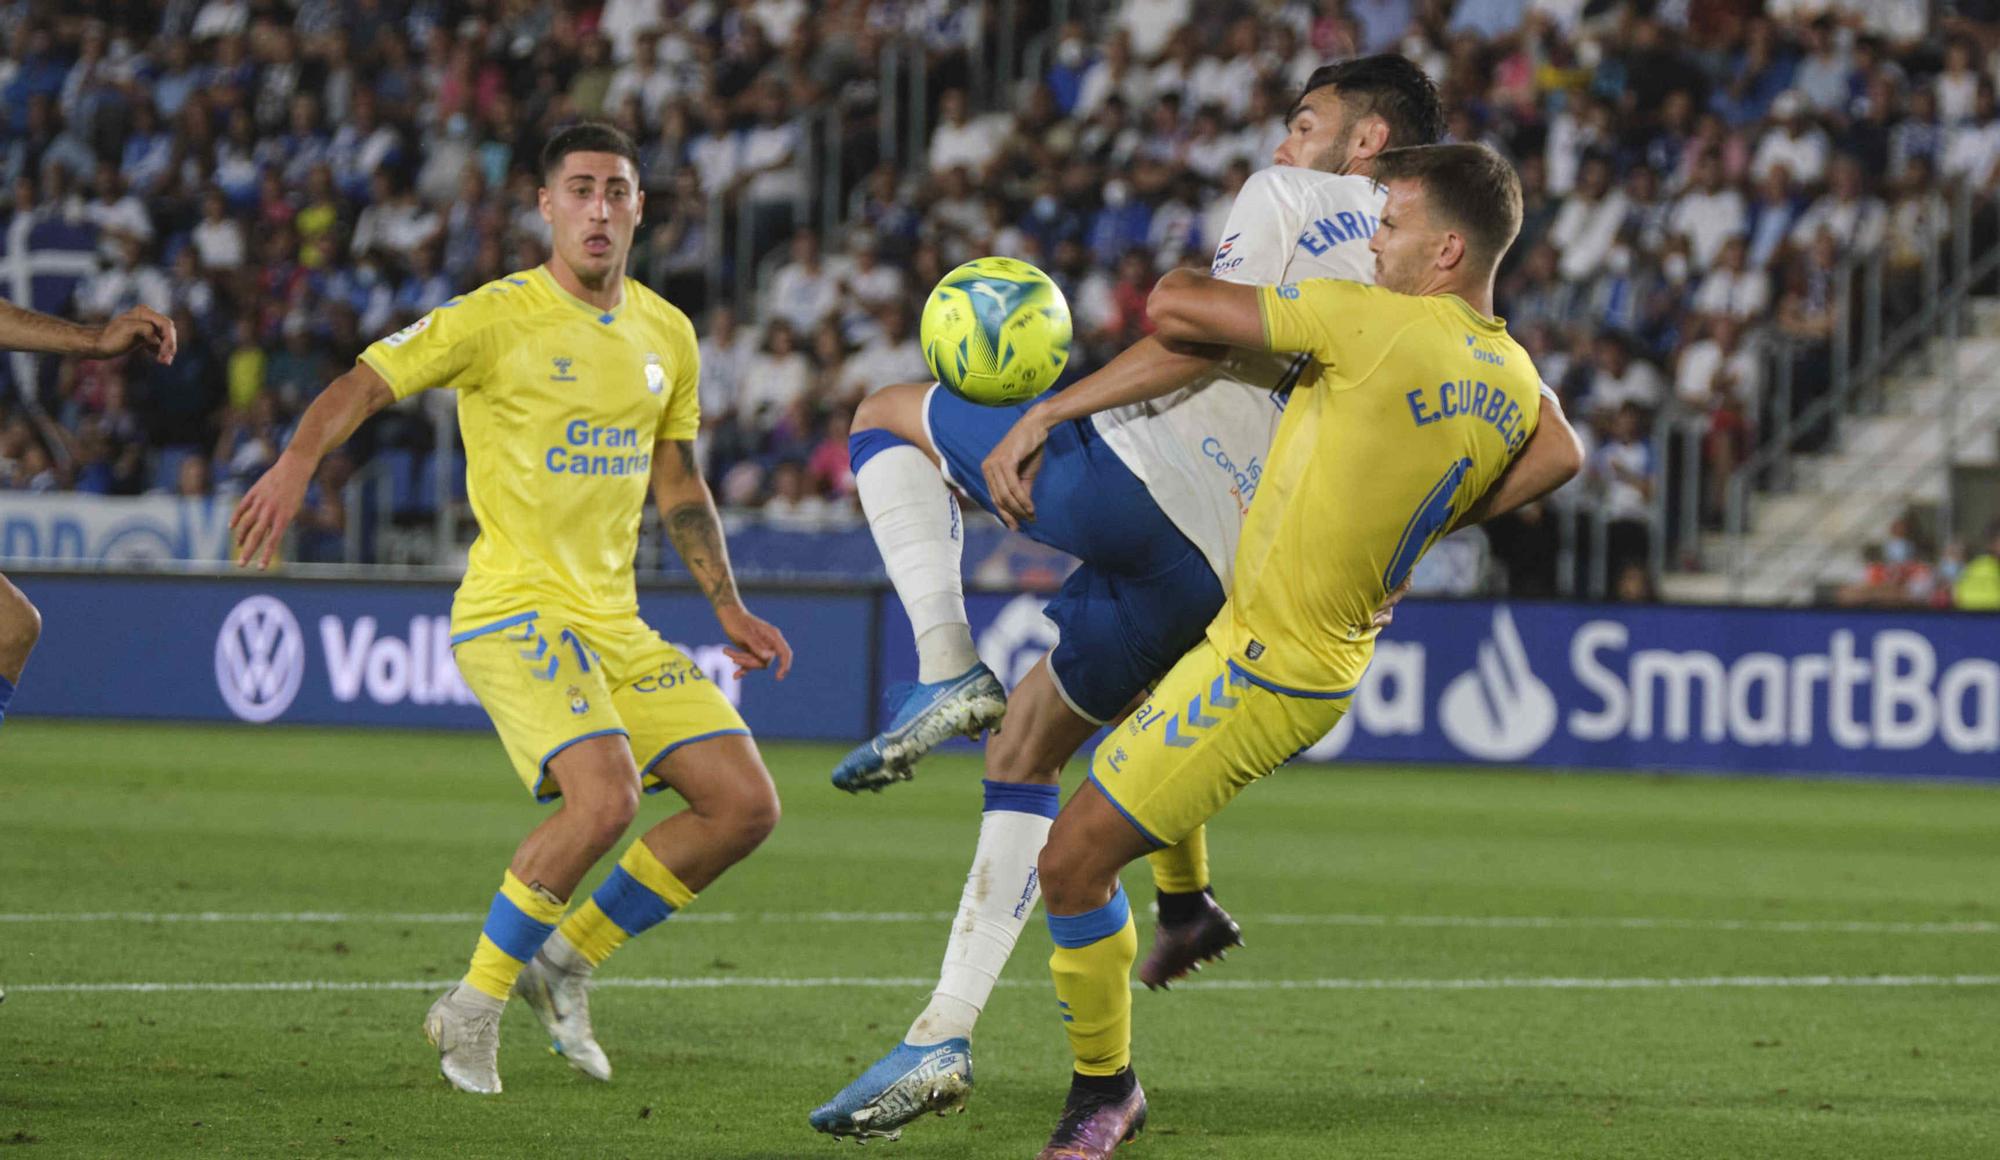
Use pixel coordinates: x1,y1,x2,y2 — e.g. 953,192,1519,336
924,384,1225,723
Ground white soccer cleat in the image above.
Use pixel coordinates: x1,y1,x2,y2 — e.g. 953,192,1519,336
423,983,505,1095
515,950,612,1082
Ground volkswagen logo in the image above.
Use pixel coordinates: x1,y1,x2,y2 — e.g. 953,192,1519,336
214,595,305,723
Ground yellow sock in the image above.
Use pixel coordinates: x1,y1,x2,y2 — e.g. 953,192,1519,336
463,870,567,1001
1147,824,1210,895
555,839,697,967
1047,885,1139,1076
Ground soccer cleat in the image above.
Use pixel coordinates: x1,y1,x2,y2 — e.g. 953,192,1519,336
1138,893,1244,990
831,663,1006,793
423,983,505,1095
515,950,612,1082
808,1037,974,1140
1036,1074,1148,1159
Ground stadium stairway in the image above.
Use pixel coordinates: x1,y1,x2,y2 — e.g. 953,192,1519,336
1664,299,2000,605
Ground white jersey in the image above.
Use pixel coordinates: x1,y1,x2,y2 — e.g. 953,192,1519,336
1091,166,1384,589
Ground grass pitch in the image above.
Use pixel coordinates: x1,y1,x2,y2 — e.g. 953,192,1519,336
1,720,1996,1158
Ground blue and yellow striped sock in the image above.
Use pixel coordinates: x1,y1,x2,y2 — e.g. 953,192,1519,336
1048,884,1139,1076
463,870,567,1002
554,839,696,968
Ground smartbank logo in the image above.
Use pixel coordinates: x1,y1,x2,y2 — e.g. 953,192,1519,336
213,596,744,724
1307,607,2000,763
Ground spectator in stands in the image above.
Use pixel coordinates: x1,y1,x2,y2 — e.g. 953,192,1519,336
1589,402,1657,580
1752,91,1831,186
767,228,839,335
1692,235,1773,320
1954,527,2000,610
1942,79,2000,190
1744,164,1804,270
927,88,1003,176
742,319,812,433
1670,151,1748,268
1585,332,1666,418
1674,314,1759,525
1792,153,1887,255
841,305,925,397
761,459,834,531
1549,153,1628,284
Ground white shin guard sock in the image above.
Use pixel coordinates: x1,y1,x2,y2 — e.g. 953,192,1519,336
907,805,1053,1045
855,443,978,683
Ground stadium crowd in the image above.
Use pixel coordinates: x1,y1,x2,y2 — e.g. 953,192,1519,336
1,0,1996,596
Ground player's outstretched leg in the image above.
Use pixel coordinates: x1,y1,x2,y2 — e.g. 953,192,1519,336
0,572,42,729
520,733,779,1082
833,384,1005,792
428,738,641,1094
1140,827,1244,989
812,662,1090,1140
1037,782,1156,1160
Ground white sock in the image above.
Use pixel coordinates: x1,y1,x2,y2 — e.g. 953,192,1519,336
856,444,978,683
906,806,1053,1045
541,930,593,976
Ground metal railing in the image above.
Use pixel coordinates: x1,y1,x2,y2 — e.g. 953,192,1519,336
1721,182,2000,598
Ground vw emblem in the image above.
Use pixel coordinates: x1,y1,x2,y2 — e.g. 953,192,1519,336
214,594,305,723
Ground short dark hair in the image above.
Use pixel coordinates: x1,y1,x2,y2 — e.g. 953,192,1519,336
1373,142,1524,265
540,122,640,181
1298,55,1446,150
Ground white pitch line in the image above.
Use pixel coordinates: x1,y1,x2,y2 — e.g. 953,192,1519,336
0,910,1994,935
10,974,2000,996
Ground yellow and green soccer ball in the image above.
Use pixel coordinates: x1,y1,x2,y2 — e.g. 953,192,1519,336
920,256,1072,406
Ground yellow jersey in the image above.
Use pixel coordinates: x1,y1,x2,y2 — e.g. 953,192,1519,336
358,265,701,635
1210,278,1542,695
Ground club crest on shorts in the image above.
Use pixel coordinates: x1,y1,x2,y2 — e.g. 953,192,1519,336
567,685,590,715
643,352,666,395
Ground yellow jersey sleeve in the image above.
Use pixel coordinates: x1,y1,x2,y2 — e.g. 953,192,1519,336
358,292,505,400
1257,279,1419,376
657,308,701,442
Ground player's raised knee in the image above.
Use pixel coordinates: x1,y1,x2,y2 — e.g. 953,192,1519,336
851,382,928,436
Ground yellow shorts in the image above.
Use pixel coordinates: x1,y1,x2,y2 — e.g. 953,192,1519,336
451,610,748,802
1089,639,1351,846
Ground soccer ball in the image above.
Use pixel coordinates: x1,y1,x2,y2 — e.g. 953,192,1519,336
920,257,1072,406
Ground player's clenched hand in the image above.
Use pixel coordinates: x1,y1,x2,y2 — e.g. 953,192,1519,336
93,306,177,364
230,455,313,570
981,407,1052,530
1372,577,1413,630
716,602,793,680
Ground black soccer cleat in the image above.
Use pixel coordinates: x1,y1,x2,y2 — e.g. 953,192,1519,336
1138,891,1243,990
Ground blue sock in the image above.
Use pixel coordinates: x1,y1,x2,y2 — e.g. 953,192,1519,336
0,673,14,729
849,428,913,473
983,778,1060,819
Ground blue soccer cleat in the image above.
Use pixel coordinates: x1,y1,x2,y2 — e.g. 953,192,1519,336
809,1038,974,1140
831,664,1006,793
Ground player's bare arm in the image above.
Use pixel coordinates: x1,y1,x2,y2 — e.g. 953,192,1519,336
651,438,793,680
231,363,396,569
1448,397,1585,533
0,298,177,363
982,334,1226,529
1144,269,1271,350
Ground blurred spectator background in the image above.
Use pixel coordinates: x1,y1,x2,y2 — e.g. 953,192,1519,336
1,0,1995,597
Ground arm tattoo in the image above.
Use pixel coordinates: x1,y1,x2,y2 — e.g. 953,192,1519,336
661,441,740,608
